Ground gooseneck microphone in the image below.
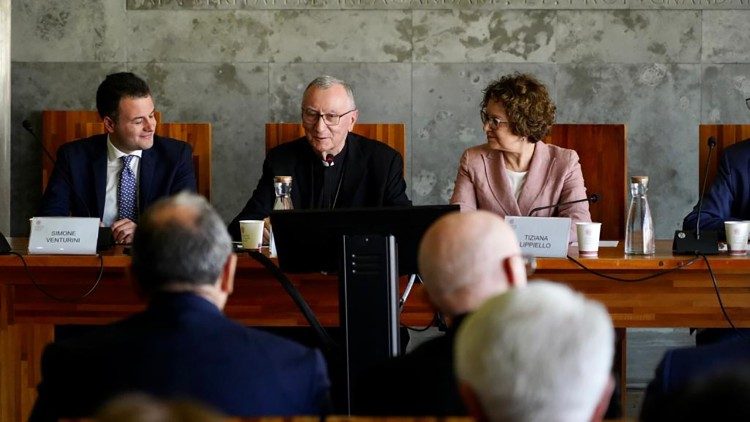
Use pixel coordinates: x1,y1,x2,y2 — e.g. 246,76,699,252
673,136,719,254
696,136,717,240
528,193,600,216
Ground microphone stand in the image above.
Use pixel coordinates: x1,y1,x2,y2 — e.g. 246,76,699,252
673,136,720,255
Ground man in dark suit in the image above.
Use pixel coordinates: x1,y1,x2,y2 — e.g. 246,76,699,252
683,139,750,237
682,140,750,345
640,336,750,421
354,211,527,415
29,193,330,420
228,75,410,239
38,72,196,244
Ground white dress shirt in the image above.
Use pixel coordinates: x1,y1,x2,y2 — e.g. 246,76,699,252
103,136,142,226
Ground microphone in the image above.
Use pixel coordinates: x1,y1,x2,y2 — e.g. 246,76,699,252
528,193,600,216
673,136,719,254
23,120,113,250
322,154,335,167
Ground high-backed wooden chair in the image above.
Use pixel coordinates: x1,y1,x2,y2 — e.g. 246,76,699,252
265,123,406,174
545,124,628,241
41,110,211,200
698,124,750,195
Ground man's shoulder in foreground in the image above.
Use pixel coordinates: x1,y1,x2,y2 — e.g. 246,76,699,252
641,336,750,421
30,294,329,420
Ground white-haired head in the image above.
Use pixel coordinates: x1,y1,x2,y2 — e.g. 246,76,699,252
455,281,615,422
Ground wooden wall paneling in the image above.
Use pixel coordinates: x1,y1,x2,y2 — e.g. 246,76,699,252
547,124,628,241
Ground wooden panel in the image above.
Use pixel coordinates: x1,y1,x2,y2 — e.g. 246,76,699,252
1,279,54,422
546,124,628,241
77,122,212,201
265,123,406,174
698,124,750,195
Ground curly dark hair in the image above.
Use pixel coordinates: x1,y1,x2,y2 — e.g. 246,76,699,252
481,73,556,143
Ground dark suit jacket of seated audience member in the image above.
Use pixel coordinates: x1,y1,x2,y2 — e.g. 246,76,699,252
355,315,467,416
640,336,750,421
38,133,197,218
228,133,411,240
683,139,750,238
29,292,330,420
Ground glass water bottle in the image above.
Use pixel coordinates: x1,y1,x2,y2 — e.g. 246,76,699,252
269,176,293,257
625,176,655,255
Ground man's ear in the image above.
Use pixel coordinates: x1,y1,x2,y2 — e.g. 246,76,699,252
103,116,116,134
459,382,489,422
347,109,359,131
502,255,527,288
218,253,237,295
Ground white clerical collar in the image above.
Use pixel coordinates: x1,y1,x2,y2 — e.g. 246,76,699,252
107,135,143,161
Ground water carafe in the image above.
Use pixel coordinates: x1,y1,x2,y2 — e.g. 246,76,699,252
269,176,293,257
625,176,655,255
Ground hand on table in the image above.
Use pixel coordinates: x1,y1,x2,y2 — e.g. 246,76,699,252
112,218,137,245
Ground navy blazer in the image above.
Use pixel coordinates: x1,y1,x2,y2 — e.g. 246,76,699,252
38,134,197,219
29,293,330,420
229,133,411,239
640,336,750,421
683,139,750,236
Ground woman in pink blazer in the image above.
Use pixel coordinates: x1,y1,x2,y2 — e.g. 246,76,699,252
450,73,591,240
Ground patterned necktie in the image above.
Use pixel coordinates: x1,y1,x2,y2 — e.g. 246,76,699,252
118,155,137,221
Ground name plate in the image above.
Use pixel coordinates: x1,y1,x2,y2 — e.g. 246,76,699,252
505,216,571,258
28,217,100,255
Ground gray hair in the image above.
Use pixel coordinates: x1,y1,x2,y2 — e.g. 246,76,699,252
455,281,614,422
304,75,356,108
131,192,232,294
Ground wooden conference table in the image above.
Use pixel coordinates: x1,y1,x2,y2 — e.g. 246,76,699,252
2,238,750,421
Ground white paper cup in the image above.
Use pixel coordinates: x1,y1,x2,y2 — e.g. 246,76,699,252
239,220,264,250
725,221,750,256
576,222,602,258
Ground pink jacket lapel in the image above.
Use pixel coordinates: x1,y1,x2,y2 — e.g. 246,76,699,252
518,142,555,216
482,149,522,216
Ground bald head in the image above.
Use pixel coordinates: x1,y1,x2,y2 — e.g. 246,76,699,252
417,211,526,316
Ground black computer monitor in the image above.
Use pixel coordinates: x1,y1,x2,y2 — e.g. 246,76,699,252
270,205,459,275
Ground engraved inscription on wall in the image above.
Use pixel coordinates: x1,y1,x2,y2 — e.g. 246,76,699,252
127,0,750,10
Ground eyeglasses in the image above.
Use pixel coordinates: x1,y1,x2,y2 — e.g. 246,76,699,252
746,98,750,111
301,108,357,126
480,109,509,130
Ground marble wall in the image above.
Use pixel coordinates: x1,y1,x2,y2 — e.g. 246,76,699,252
9,1,750,237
